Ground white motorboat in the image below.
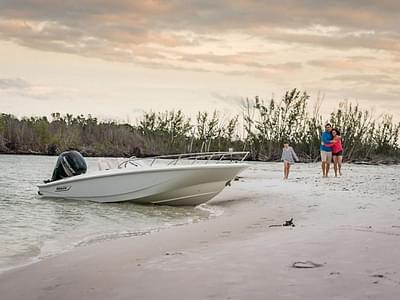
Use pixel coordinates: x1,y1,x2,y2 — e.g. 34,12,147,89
37,151,249,206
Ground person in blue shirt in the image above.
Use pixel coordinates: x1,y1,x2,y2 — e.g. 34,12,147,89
320,123,333,177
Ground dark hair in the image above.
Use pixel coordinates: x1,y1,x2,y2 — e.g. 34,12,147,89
332,128,340,135
282,137,290,144
325,123,332,127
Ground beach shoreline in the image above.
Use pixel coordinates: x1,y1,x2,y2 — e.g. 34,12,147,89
1,152,400,166
1,163,399,299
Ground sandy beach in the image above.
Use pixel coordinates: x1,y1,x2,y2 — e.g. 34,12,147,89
1,162,400,300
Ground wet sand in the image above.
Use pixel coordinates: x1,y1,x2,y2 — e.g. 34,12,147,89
1,162,400,300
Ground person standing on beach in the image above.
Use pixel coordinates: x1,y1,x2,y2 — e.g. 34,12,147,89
281,142,299,179
320,123,333,177
324,128,343,177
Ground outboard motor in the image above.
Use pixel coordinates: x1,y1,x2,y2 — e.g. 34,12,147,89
50,151,87,182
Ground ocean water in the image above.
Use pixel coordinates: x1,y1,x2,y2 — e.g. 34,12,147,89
0,155,219,273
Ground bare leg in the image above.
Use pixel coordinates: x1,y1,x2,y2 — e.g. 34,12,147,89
337,156,343,175
325,153,332,177
287,163,291,179
333,156,338,177
321,161,326,177
284,162,289,179
283,162,286,179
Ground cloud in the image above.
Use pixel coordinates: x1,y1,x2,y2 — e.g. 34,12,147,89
323,74,400,86
1,1,398,33
0,1,399,71
314,84,400,111
0,0,399,115
308,55,382,68
0,77,91,101
0,77,50,99
0,77,30,89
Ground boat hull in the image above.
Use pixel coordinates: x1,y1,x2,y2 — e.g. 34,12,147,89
37,163,248,205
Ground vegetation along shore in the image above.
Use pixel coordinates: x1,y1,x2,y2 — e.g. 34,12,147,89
1,89,399,163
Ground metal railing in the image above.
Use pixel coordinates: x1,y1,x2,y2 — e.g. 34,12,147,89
118,151,249,169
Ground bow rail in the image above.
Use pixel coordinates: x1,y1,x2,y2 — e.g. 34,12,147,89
118,151,249,169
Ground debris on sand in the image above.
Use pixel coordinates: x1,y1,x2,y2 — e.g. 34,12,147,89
292,261,324,269
269,218,295,228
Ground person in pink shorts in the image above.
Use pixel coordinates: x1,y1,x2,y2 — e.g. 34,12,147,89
324,128,343,177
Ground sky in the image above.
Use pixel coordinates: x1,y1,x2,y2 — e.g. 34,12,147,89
0,0,399,122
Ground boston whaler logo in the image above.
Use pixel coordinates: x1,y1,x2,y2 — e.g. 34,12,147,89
55,185,71,192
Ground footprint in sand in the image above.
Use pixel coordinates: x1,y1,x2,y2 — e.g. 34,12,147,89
370,274,396,285
246,225,260,229
372,272,400,285
219,231,232,237
329,271,341,278
165,251,183,256
375,230,400,237
260,217,275,222
42,283,62,291
308,204,319,208
311,192,324,197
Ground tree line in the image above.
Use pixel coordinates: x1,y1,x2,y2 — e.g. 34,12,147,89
1,89,399,163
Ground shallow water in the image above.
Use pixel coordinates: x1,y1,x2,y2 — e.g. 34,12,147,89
0,155,217,272
1,155,398,273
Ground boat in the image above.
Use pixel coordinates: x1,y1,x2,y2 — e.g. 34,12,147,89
37,151,249,206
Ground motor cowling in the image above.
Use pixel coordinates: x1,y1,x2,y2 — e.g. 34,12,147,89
51,151,87,182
